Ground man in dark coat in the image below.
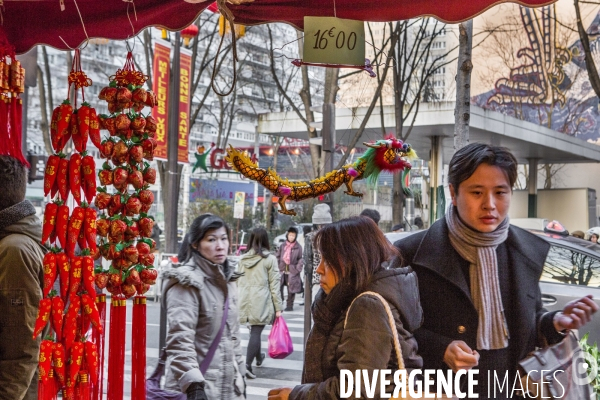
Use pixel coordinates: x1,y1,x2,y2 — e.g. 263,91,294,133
276,226,304,311
394,143,598,399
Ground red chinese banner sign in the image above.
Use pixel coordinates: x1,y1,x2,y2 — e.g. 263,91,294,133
152,40,170,161
178,48,192,164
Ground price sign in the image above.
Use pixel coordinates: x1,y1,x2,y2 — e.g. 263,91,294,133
303,16,365,66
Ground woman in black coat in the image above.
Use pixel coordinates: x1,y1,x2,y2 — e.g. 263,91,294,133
268,216,423,400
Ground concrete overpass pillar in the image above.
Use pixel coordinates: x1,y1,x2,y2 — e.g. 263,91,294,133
528,158,538,218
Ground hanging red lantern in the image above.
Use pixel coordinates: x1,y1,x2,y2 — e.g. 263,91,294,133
181,24,199,47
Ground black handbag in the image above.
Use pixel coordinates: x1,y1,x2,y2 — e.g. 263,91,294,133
518,331,594,399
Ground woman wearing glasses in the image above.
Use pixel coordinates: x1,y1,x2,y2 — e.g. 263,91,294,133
162,214,245,400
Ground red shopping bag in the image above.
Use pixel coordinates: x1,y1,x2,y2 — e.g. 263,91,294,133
268,316,294,359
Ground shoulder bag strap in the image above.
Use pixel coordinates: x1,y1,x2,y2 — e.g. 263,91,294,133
344,291,405,370
199,296,229,375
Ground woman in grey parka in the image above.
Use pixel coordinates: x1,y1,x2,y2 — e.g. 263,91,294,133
162,214,245,400
237,227,283,379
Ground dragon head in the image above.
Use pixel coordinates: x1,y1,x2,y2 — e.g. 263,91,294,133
362,137,417,172
357,136,417,188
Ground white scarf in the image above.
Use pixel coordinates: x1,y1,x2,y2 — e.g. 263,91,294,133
445,205,510,350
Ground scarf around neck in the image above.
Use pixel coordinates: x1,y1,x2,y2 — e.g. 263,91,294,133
0,200,36,232
303,280,357,383
445,205,510,350
282,240,294,265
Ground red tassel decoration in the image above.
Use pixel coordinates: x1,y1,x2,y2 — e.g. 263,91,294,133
43,369,58,400
131,296,147,400
0,97,8,155
107,295,126,400
79,371,91,400
92,294,106,400
38,339,54,400
10,96,27,166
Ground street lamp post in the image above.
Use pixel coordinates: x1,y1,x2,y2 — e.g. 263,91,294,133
159,31,182,352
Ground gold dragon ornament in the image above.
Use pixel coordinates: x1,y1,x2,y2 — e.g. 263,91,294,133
225,136,417,215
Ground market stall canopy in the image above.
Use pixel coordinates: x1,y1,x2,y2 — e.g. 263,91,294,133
8,0,556,54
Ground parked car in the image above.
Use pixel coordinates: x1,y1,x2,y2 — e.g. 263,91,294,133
384,231,418,244
532,230,600,344
386,227,600,344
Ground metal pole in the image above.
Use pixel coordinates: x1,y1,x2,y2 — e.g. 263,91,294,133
165,32,181,255
303,265,312,344
160,32,181,352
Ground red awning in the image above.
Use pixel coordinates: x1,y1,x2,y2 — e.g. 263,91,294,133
7,0,555,54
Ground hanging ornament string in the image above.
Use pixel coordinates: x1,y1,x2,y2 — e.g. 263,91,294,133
59,0,90,52
211,0,239,97
68,49,92,105
110,51,148,87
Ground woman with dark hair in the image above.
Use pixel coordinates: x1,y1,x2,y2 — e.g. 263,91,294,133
162,214,245,400
268,216,423,400
238,227,283,379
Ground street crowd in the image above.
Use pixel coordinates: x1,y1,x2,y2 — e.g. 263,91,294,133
1,143,598,400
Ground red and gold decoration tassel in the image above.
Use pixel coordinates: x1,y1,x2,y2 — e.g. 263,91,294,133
38,340,56,400
107,296,126,400
36,45,101,400
0,26,26,166
92,294,106,400
94,49,158,398
78,371,91,400
131,296,147,399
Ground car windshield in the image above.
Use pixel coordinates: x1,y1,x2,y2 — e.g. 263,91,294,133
541,244,600,287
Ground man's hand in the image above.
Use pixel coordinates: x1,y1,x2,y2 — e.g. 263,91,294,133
276,311,282,318
443,341,480,372
553,295,599,332
268,387,292,400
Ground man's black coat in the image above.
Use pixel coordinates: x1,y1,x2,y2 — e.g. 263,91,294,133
393,218,563,374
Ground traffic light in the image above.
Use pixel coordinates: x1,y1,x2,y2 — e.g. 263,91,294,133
26,152,46,184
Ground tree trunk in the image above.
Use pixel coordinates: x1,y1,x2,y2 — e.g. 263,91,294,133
321,68,339,170
296,31,320,179
574,0,600,99
390,26,406,227
454,20,473,150
37,66,53,155
42,47,54,112
266,137,282,229
143,29,154,90
544,164,553,189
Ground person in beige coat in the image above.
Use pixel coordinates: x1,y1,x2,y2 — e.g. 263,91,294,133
238,227,283,379
0,156,46,400
162,214,245,400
